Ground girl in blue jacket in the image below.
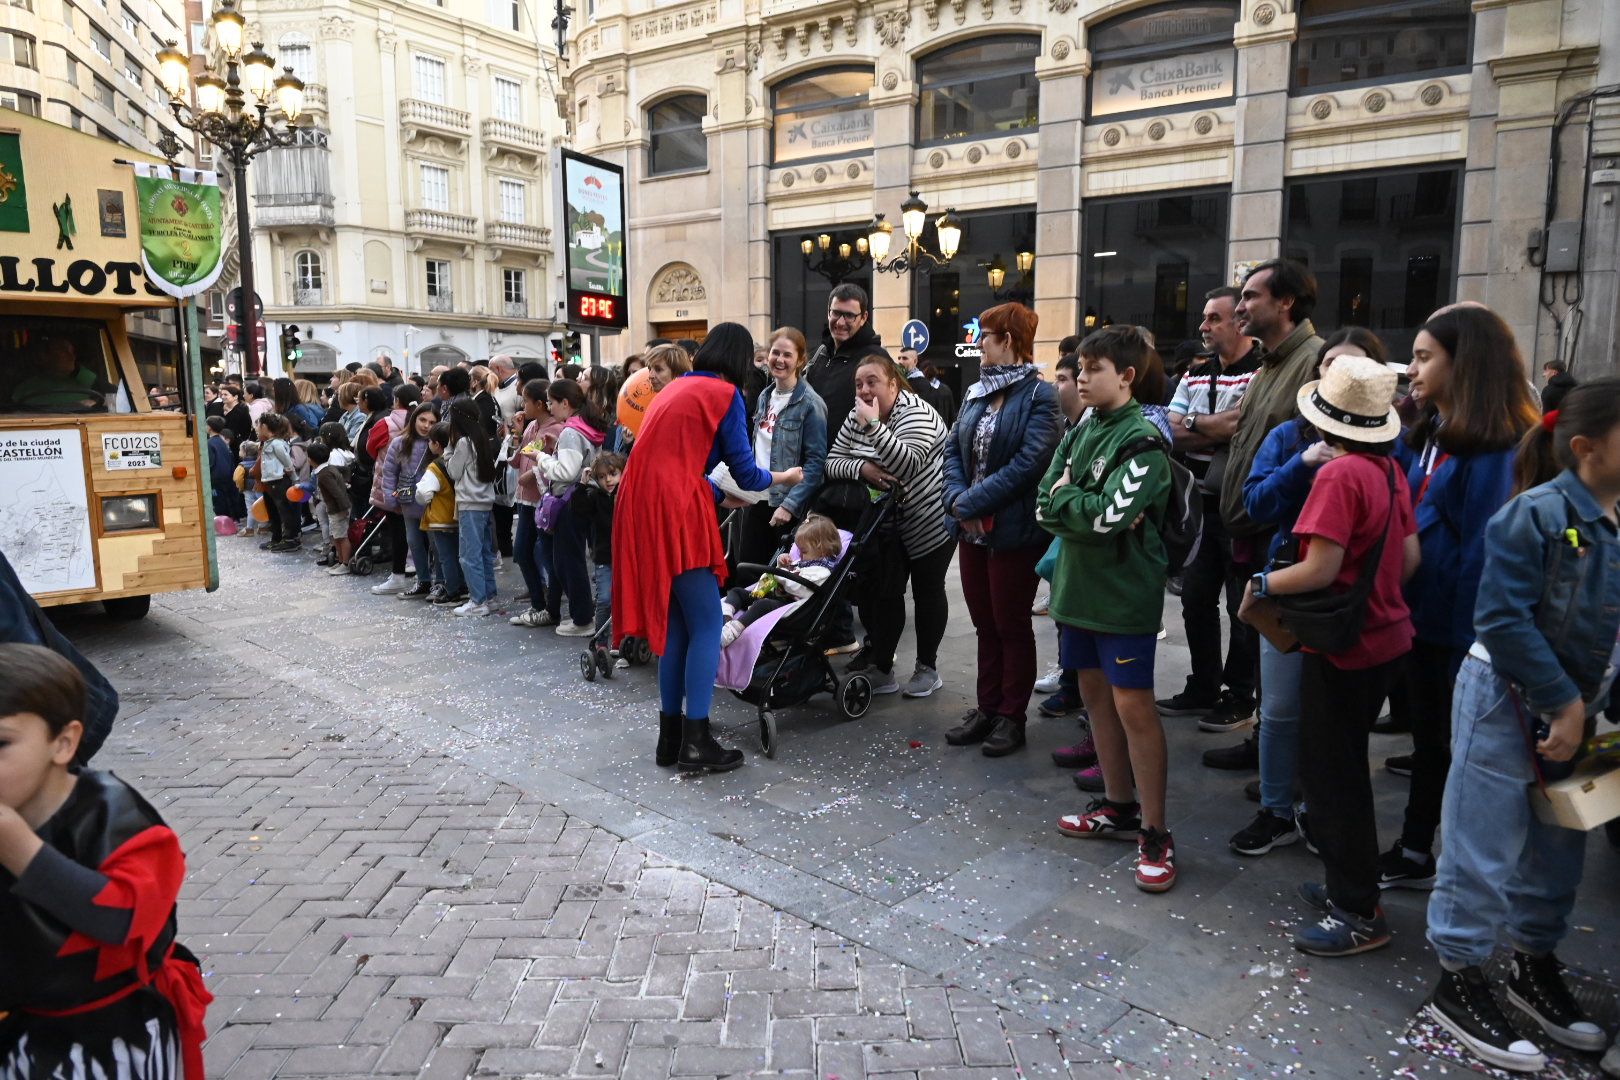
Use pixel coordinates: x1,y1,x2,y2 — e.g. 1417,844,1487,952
1384,306,1539,889
1422,377,1620,1073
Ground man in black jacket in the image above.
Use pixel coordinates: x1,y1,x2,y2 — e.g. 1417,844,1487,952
806,283,891,429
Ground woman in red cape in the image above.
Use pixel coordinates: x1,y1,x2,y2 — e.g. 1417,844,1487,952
613,324,803,771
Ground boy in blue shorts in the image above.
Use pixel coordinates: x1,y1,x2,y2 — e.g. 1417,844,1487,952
1036,325,1175,892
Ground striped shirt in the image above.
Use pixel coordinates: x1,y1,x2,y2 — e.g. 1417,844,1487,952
825,390,950,557
1168,344,1263,462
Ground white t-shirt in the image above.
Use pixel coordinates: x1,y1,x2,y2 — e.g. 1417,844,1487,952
754,388,793,470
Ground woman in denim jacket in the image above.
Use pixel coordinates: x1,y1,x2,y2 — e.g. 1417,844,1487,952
1422,378,1620,1074
731,328,828,574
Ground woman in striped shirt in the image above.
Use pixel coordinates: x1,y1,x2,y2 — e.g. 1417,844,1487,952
825,355,952,697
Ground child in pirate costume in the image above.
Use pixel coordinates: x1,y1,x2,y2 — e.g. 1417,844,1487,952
0,644,211,1080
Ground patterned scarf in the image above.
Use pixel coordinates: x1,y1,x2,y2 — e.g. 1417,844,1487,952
964,363,1037,402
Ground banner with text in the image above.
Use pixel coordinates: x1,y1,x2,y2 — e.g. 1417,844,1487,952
132,163,225,298
1091,48,1235,118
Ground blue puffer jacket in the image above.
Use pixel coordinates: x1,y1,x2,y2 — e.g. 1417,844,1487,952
752,379,828,518
1397,442,1518,650
943,373,1062,550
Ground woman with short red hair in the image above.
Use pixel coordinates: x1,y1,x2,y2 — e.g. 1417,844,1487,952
942,303,1063,755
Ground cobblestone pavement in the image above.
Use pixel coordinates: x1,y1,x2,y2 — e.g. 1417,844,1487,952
65,539,1620,1078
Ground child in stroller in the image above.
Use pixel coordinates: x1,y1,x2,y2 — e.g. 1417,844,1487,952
720,515,841,647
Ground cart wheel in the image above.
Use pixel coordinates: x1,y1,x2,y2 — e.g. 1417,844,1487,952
594,645,614,679
838,674,872,720
579,651,596,682
352,556,374,576
102,595,151,621
759,710,778,758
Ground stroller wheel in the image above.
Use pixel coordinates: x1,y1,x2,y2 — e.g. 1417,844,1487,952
593,645,614,679
351,556,374,576
838,674,872,720
759,710,778,758
579,651,596,682
631,637,652,665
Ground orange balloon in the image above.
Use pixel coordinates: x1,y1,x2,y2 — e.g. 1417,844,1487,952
617,366,658,437
250,497,270,522
287,484,308,503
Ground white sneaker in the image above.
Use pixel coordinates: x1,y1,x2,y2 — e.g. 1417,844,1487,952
1034,663,1064,694
452,601,490,617
1031,589,1050,616
720,619,744,647
370,572,409,595
326,563,352,576
555,620,595,637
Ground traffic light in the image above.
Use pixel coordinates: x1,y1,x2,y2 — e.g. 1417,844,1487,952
282,324,303,368
565,330,582,362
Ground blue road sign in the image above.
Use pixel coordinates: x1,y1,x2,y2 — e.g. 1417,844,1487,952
900,319,931,354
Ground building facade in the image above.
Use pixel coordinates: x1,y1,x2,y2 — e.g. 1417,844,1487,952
229,0,565,376
565,0,1620,383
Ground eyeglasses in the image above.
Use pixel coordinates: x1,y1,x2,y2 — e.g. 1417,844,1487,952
828,309,864,324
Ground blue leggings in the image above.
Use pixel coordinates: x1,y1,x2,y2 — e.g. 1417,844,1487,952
659,568,722,720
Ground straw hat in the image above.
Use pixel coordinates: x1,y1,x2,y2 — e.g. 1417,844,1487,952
1296,354,1401,443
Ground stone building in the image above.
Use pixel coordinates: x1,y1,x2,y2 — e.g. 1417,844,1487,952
565,0,1620,385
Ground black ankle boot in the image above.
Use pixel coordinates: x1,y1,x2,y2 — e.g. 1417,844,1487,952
679,717,744,772
945,709,997,746
981,716,1027,757
656,712,682,767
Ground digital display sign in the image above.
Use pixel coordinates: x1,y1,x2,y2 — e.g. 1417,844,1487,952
558,148,628,329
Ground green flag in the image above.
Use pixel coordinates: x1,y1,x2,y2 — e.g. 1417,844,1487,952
133,162,224,298
0,132,28,233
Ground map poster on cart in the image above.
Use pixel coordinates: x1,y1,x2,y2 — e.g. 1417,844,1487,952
0,428,96,595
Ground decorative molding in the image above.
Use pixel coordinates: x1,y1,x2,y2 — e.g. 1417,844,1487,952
966,145,983,163
1309,97,1332,120
929,150,945,168
1050,0,1075,13
782,170,796,187
881,70,900,90
744,95,755,116
652,263,707,305
874,8,909,47
462,55,484,73
376,28,398,53
317,15,352,39
1146,120,1166,141
846,162,862,178
1101,126,1121,146
1051,39,1070,61
1253,2,1276,25
1193,114,1214,135
1005,139,1022,159
1420,83,1445,107
630,4,717,43
1363,90,1387,113
813,165,829,182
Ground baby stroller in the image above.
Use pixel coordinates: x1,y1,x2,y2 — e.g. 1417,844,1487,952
345,505,394,576
725,490,900,758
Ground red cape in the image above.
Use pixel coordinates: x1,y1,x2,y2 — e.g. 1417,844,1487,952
612,375,737,654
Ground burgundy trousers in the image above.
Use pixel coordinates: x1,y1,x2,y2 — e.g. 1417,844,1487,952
958,541,1044,720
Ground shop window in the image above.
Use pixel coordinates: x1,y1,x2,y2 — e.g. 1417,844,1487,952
1081,190,1230,364
1087,3,1237,120
1293,0,1470,90
772,67,873,165
647,94,707,175
770,225,873,345
1283,165,1459,359
916,36,1038,145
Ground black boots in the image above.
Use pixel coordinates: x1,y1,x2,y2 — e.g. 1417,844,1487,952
981,716,1027,757
678,717,744,772
945,709,997,746
1426,965,1545,1073
656,712,682,767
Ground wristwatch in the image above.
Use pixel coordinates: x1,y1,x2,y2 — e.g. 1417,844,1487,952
1183,413,1199,432
1250,572,1269,598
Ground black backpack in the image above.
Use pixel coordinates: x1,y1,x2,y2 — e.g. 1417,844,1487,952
1105,434,1204,576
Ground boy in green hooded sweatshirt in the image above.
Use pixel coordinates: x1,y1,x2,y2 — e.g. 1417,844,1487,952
1037,325,1176,893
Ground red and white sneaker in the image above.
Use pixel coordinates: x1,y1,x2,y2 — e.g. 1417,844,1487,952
1057,798,1141,839
1135,828,1177,893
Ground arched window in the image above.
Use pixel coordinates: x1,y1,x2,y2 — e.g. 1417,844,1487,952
646,95,707,176
915,36,1039,146
293,250,323,304
277,32,315,83
1087,3,1237,120
1292,0,1470,90
772,67,873,165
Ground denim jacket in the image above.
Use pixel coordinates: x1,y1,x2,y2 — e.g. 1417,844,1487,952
943,376,1062,550
1474,469,1620,715
753,379,828,518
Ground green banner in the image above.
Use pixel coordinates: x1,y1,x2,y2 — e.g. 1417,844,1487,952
0,132,27,233
133,163,225,298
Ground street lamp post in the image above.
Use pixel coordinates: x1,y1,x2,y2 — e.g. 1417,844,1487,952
155,0,305,376
868,191,962,276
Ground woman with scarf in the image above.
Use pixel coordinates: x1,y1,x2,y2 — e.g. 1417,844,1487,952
942,304,1063,754
531,379,610,637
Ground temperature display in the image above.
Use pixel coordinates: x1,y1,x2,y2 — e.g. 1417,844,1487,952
574,294,618,324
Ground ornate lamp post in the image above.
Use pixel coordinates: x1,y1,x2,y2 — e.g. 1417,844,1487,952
154,0,305,374
800,231,871,285
868,191,962,275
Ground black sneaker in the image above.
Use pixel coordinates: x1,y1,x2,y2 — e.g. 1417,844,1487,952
271,540,301,552
1426,966,1547,1073
259,539,275,550
1385,753,1414,777
1198,691,1257,733
1371,711,1409,735
1156,690,1217,717
1230,809,1299,856
424,584,447,604
1506,951,1610,1051
399,581,433,600
432,590,468,607
845,646,871,673
1377,843,1436,890
1202,733,1258,771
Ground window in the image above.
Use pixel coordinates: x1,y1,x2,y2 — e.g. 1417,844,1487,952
771,224,873,346
426,258,452,311
492,75,522,121
9,0,35,11
646,95,707,175
1284,165,1460,360
278,35,314,82
772,68,873,165
413,54,447,103
0,89,42,115
120,5,136,33
498,178,525,223
60,1,73,28
64,53,78,86
6,31,37,69
207,291,225,323
189,21,205,51
1081,189,1230,360
490,0,519,31
1293,0,1470,90
0,314,120,416
915,36,1038,145
294,250,323,291
123,56,141,84
90,25,111,59
1088,3,1236,119
502,268,526,316
92,76,114,110
419,163,450,211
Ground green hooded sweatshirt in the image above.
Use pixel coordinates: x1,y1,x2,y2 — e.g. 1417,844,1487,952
1035,398,1171,636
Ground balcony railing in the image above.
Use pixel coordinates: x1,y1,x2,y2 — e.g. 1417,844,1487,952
481,117,545,158
503,300,529,319
485,221,551,249
401,99,471,143
405,209,478,239
253,194,335,230
427,293,454,313
293,287,325,306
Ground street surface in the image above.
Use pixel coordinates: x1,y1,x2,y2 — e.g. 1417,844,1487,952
66,540,1620,1078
